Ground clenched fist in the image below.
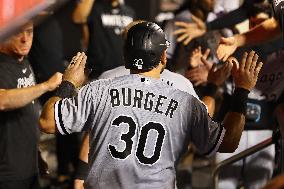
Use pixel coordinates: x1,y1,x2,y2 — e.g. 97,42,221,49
44,72,63,91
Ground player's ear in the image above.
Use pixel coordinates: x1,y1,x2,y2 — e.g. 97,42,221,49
160,50,167,66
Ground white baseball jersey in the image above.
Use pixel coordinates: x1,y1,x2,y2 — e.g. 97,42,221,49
99,66,200,99
54,74,225,189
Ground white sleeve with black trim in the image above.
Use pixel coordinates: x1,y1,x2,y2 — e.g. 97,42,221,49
54,84,94,135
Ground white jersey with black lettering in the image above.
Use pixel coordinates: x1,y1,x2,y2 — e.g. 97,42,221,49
54,74,224,189
99,66,200,99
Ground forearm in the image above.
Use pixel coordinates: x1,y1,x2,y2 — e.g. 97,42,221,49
79,133,89,163
218,112,245,153
235,17,281,48
39,97,61,134
74,133,89,185
0,83,49,111
72,0,95,24
202,96,215,117
218,87,249,152
207,6,248,31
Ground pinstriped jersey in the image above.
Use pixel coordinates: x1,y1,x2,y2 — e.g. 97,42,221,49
98,66,200,99
54,74,225,189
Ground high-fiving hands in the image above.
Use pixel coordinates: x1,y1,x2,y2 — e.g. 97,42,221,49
63,52,87,88
185,47,213,86
216,36,239,61
207,60,232,87
231,51,263,91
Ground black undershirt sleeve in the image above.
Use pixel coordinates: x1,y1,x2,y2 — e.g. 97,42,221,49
206,0,257,31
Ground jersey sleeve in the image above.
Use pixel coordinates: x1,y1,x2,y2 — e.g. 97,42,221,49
190,98,226,156
54,84,94,135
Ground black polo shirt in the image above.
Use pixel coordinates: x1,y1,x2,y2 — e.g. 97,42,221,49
87,1,135,78
0,53,41,181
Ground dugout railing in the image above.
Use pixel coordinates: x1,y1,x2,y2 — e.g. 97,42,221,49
211,136,275,189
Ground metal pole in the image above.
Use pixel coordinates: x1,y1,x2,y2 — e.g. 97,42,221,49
212,137,273,189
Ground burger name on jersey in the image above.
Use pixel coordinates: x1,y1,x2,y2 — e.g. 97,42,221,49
110,88,179,118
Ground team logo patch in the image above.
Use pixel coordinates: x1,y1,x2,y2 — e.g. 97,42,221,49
134,58,143,69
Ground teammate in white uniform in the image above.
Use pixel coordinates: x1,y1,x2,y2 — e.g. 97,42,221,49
99,66,199,99
39,22,262,189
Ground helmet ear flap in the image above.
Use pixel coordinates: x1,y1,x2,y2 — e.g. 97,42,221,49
124,22,169,71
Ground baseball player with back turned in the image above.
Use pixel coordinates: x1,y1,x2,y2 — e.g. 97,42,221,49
39,22,263,189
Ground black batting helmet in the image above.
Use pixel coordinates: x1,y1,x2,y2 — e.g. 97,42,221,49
124,22,170,71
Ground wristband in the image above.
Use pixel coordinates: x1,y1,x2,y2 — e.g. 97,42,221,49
54,81,76,98
75,159,88,180
230,88,250,114
204,83,218,98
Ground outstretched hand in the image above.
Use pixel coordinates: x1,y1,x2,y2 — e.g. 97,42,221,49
207,60,233,87
231,51,263,91
216,36,238,61
174,15,206,45
63,52,87,88
185,53,213,87
188,46,210,68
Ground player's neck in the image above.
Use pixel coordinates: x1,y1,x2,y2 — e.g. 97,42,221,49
130,67,161,79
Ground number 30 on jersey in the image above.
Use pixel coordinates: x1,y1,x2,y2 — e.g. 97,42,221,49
108,115,166,165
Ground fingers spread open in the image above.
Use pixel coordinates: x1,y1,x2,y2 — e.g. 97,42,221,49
231,58,239,75
177,33,189,43
250,53,259,72
175,21,190,28
174,28,187,35
203,48,210,59
254,62,263,76
244,51,255,71
201,57,212,69
80,54,87,68
183,37,192,45
191,14,202,25
240,52,248,71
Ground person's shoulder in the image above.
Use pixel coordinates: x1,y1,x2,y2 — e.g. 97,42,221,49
98,66,129,79
166,70,193,86
161,69,197,95
89,74,131,87
162,69,188,80
89,77,112,86
164,81,195,99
